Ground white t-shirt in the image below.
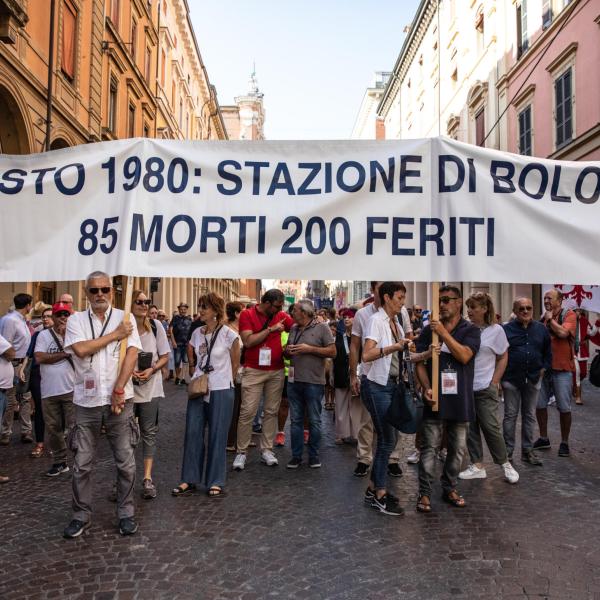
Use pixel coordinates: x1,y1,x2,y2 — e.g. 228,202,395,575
64,307,142,407
366,307,406,386
34,328,74,399
0,334,14,389
400,306,413,335
189,325,238,392
134,319,171,403
0,311,31,358
473,324,509,391
351,303,378,377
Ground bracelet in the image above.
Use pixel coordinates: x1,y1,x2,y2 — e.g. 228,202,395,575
113,388,125,395
379,347,384,359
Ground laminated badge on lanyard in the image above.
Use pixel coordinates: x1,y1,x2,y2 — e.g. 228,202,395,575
84,309,113,397
287,321,310,383
258,313,274,367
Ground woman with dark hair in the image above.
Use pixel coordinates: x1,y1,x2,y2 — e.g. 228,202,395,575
361,281,409,516
131,290,171,499
173,292,240,498
459,292,519,484
226,301,244,451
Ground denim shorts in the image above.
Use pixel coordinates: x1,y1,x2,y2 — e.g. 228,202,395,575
537,370,572,413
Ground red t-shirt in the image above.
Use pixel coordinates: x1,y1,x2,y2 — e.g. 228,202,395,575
239,307,293,370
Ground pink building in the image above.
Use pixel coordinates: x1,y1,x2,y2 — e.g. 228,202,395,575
504,0,600,161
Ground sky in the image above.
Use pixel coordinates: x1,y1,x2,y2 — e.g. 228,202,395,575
189,0,421,140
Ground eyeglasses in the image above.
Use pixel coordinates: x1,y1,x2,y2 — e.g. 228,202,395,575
517,306,533,312
88,287,111,295
41,314,53,319
157,314,166,319
439,296,459,304
54,311,70,318
414,309,422,313
134,299,152,306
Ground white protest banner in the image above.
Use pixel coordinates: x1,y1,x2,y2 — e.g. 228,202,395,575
0,137,598,283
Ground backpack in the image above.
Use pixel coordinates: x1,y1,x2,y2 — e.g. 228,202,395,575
150,319,157,338
590,351,600,387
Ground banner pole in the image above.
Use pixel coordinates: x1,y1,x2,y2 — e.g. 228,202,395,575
116,275,134,415
431,282,439,412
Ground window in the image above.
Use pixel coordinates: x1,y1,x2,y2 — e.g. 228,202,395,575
475,108,485,146
61,0,77,81
160,49,166,86
109,77,118,133
143,122,150,138
555,68,573,148
517,1,528,58
179,99,183,129
145,46,151,81
542,0,553,28
171,81,176,108
110,0,119,30
131,18,137,61
518,105,532,155
128,103,136,138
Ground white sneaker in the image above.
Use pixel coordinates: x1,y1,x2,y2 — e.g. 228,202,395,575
502,461,519,484
406,449,420,464
233,453,247,471
260,449,278,466
458,464,487,480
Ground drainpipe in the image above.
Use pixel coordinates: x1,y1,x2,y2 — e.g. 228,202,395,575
45,0,56,151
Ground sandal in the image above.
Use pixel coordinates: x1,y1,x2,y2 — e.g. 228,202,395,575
442,490,466,508
171,483,196,497
416,494,432,513
207,486,226,498
30,444,44,458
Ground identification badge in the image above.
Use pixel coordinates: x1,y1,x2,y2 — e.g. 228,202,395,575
259,346,272,367
441,369,458,395
288,366,295,383
83,370,98,398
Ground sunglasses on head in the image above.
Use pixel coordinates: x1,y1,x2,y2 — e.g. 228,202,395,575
134,299,152,306
54,311,70,318
439,296,459,304
517,306,533,312
88,287,111,295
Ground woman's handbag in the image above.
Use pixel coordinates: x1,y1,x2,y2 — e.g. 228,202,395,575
188,325,222,400
384,346,423,433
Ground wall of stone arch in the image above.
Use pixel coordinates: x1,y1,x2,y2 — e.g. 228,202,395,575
0,77,34,154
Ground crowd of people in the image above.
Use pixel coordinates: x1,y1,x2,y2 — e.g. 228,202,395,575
0,274,593,535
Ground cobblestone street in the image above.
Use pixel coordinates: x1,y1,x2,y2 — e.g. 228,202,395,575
1,381,600,600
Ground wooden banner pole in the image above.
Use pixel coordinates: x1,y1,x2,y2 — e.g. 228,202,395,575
116,275,134,415
431,282,440,412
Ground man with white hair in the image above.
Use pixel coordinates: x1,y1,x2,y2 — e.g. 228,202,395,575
62,272,142,538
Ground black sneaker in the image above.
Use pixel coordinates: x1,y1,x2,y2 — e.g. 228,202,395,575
46,462,69,477
63,519,90,538
533,437,551,450
119,517,138,536
387,463,403,477
353,462,370,477
364,487,399,504
252,424,263,434
286,457,302,469
522,451,543,466
558,442,570,457
309,456,321,469
371,494,404,516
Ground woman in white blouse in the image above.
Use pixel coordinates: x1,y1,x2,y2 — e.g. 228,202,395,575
172,292,240,498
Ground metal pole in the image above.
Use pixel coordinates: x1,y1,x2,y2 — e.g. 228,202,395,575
45,0,56,151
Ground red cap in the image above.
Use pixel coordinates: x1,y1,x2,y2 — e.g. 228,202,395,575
52,302,73,315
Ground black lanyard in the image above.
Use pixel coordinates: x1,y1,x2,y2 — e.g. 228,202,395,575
292,320,315,345
87,308,113,366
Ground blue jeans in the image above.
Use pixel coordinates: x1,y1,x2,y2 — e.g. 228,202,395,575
173,344,188,368
287,381,324,460
0,389,6,418
362,378,398,490
181,388,234,488
538,370,572,413
502,380,540,453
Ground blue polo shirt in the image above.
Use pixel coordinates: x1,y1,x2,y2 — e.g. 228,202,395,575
416,319,481,422
502,319,552,387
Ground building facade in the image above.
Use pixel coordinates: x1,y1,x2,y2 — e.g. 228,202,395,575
374,0,596,316
0,0,241,314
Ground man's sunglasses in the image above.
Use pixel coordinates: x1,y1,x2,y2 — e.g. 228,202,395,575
88,287,111,294
54,311,71,318
179,305,189,309
439,296,459,304
134,299,152,306
517,306,533,312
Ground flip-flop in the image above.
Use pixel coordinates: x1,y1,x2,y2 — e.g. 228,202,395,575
442,490,466,508
171,483,195,497
207,486,226,498
416,495,432,513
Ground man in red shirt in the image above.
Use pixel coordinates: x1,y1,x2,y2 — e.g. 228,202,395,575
535,288,576,457
233,289,293,470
